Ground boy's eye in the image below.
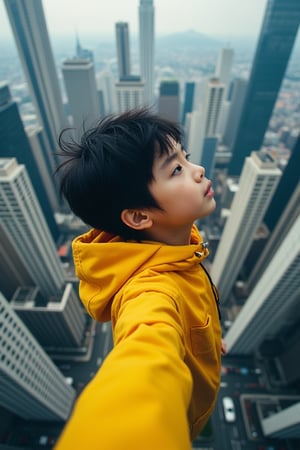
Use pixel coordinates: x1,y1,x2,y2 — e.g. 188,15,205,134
172,165,183,176
185,153,191,161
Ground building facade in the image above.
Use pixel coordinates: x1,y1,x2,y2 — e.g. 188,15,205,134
96,70,118,115
62,58,100,131
211,151,281,302
0,292,75,421
227,0,300,175
115,22,131,80
263,133,300,233
0,224,34,300
224,213,300,355
0,158,66,298
12,283,86,348
158,80,180,122
139,0,155,105
116,76,145,113
222,78,248,148
189,78,225,166
4,0,67,151
214,47,234,89
0,83,59,240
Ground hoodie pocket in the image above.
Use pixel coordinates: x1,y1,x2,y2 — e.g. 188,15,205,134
190,314,214,356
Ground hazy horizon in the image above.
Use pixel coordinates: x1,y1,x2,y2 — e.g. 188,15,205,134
1,0,268,40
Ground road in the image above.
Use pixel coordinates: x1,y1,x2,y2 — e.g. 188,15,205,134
193,355,300,450
3,326,300,449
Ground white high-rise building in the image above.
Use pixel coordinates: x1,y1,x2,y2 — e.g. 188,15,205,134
211,151,281,301
62,58,100,131
116,77,145,113
260,401,300,438
192,80,207,111
96,70,118,115
0,291,75,421
222,77,248,148
139,0,155,105
4,0,67,150
189,78,225,165
248,181,300,291
26,125,60,211
186,110,203,162
214,48,234,139
202,78,225,137
215,47,234,88
0,158,66,298
224,213,300,354
12,283,86,348
0,223,34,300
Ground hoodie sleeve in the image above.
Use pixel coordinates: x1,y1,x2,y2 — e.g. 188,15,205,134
54,286,193,450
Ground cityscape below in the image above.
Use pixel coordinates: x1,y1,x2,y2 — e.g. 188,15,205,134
0,0,300,449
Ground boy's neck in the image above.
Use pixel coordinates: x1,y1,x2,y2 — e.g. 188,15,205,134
144,225,193,246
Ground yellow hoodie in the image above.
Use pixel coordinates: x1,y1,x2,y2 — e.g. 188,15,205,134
55,225,221,450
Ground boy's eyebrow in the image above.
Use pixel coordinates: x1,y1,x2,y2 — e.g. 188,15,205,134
159,145,183,171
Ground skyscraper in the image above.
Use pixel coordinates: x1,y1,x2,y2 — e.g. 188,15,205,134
0,158,66,299
158,80,180,122
0,83,59,240
260,402,300,439
189,78,225,165
0,223,34,300
62,58,100,131
11,283,86,348
181,82,195,124
211,151,281,302
248,180,300,292
200,137,218,180
227,0,300,175
26,125,61,211
201,78,225,138
4,0,67,151
214,47,234,89
116,76,145,113
222,78,248,148
76,34,94,62
139,0,155,105
263,133,300,233
0,291,75,421
115,22,131,80
185,110,203,162
96,70,118,115
224,213,300,354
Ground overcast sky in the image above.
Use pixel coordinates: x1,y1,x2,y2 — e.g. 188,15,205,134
1,0,268,41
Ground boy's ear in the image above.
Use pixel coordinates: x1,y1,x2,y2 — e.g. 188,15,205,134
121,209,153,230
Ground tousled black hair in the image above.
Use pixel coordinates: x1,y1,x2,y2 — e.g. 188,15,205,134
56,108,182,239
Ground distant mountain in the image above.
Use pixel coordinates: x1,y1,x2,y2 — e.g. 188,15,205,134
156,30,222,50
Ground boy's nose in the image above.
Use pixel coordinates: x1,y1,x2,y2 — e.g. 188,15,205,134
195,165,205,181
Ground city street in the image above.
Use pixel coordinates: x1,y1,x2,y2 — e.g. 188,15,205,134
193,355,300,450
2,325,300,449
58,320,113,396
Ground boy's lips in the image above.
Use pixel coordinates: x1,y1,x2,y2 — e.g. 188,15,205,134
204,181,214,197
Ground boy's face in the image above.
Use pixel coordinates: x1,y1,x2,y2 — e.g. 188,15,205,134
148,140,216,231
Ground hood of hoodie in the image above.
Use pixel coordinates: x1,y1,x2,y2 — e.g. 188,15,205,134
72,224,209,322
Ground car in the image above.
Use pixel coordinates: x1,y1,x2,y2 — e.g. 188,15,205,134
65,376,74,386
223,320,233,329
222,396,236,422
39,435,48,446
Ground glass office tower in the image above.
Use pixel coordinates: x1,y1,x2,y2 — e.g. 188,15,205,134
228,0,300,176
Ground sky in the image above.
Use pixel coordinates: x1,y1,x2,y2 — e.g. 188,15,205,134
1,0,268,41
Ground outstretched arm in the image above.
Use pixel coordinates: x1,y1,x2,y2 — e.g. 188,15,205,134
55,291,193,450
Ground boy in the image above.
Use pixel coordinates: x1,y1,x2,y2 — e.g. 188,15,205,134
55,108,223,450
